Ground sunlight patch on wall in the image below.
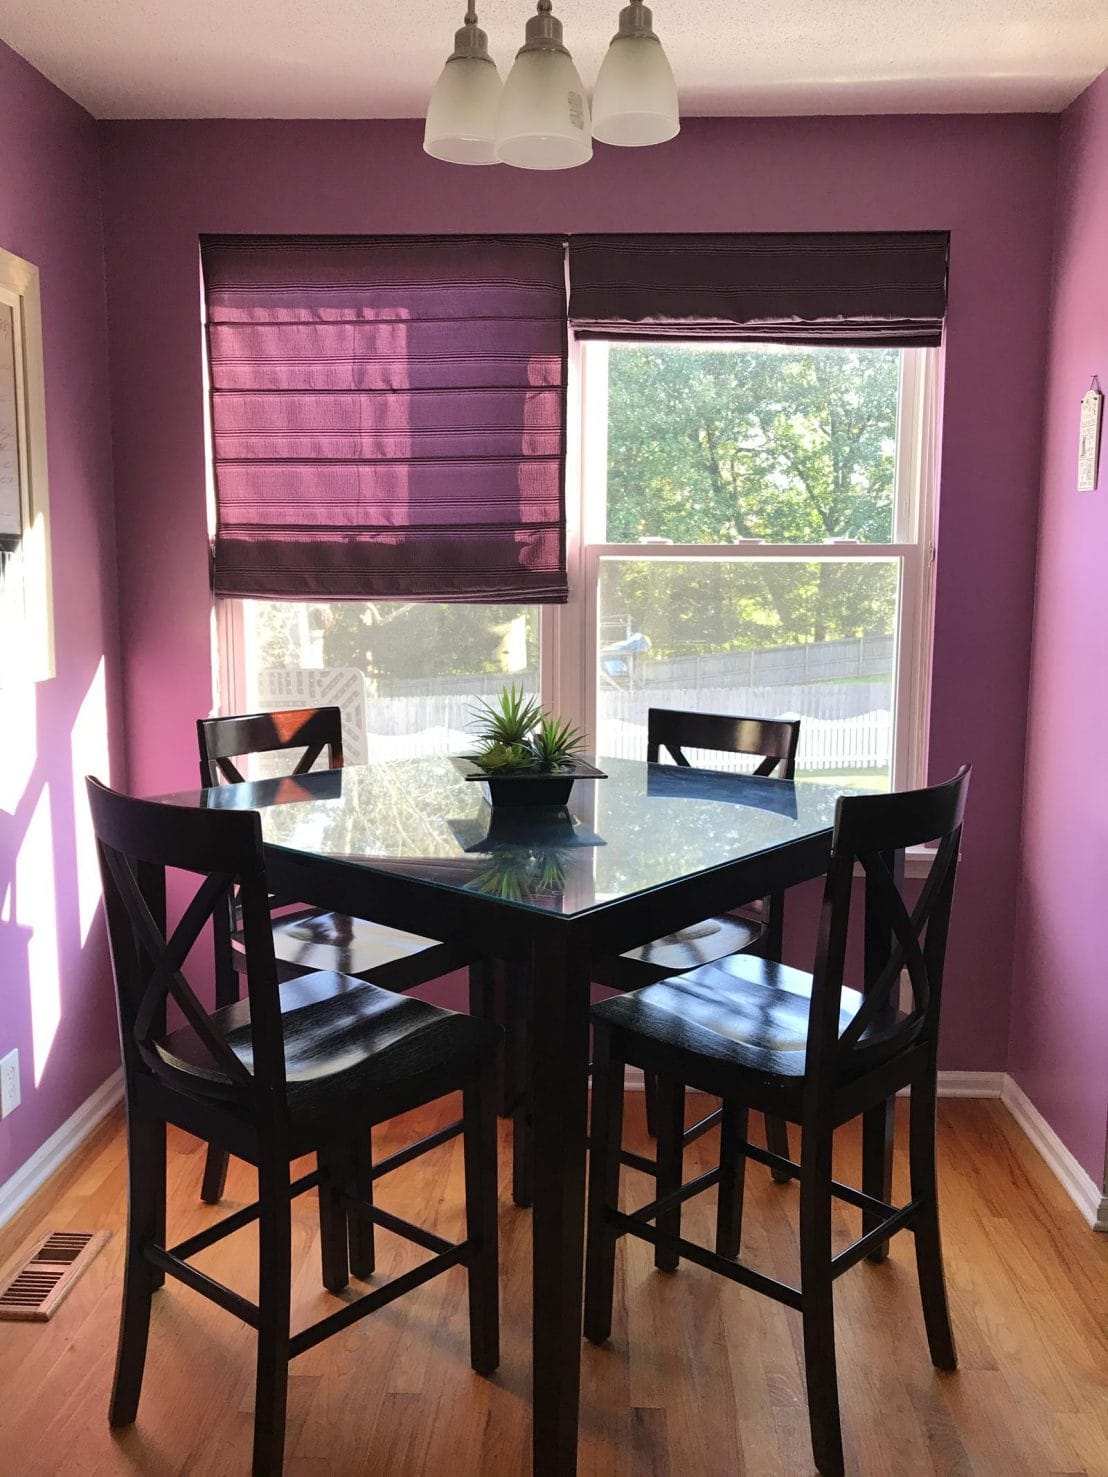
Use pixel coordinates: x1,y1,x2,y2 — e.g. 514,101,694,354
16,782,60,1086
69,657,109,944
0,682,37,815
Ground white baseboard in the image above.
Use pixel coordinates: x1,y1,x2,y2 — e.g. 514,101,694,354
935,1070,1005,1098
0,1068,123,1231
1000,1076,1107,1232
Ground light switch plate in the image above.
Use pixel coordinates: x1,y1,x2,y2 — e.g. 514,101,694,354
0,1049,20,1118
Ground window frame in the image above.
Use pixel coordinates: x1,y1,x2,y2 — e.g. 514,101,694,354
548,338,939,794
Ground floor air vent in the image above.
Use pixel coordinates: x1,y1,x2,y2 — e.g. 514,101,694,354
0,1229,109,1321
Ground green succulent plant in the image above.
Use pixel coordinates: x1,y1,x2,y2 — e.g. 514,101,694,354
468,684,585,774
471,684,544,748
529,714,586,770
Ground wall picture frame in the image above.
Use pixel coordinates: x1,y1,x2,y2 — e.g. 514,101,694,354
0,245,54,684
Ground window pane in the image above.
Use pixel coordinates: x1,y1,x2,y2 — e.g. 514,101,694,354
605,344,900,545
240,600,539,762
597,558,898,790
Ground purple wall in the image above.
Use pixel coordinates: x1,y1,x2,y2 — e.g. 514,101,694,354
1009,72,1108,1188
0,45,123,1191
97,114,1059,1075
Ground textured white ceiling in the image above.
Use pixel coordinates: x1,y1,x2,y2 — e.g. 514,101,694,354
2,0,1106,119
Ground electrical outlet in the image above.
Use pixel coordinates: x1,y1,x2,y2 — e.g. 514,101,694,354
0,1048,20,1118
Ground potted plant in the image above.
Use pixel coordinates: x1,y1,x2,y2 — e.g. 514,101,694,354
452,684,606,806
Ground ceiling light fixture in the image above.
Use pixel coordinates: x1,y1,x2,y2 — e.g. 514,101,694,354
423,10,503,166
592,1,679,147
423,2,679,171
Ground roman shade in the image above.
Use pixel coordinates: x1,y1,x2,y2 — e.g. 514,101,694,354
203,235,568,602
568,232,949,346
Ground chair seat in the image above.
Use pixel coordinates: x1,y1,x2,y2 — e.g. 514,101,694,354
592,953,908,1084
617,913,762,976
235,910,464,987
157,972,498,1119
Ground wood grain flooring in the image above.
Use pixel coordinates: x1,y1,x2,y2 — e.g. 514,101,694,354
0,1095,1105,1476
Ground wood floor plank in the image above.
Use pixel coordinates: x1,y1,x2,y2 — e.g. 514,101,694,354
0,1096,1104,1476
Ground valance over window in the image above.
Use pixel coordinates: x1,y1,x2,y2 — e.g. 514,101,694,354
568,232,949,347
202,235,568,602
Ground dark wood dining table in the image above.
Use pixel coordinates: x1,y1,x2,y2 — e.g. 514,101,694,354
181,754,849,1476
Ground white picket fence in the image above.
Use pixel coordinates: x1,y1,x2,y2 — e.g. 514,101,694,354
253,668,892,775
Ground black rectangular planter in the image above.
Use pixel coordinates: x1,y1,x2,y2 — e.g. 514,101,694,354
451,755,608,807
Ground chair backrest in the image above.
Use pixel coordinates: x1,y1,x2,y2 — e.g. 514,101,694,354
197,707,344,787
806,767,971,1090
646,708,800,779
86,777,286,1106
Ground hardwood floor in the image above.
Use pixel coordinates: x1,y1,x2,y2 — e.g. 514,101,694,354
0,1095,1105,1476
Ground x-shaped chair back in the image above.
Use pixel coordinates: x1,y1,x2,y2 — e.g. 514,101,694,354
86,777,286,1106
647,707,801,779
807,767,970,1087
197,707,344,788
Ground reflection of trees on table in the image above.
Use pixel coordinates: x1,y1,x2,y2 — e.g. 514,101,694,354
260,759,481,863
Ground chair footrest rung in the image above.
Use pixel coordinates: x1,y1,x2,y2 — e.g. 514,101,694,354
606,1210,803,1310
289,1243,470,1357
617,1145,658,1175
343,1199,460,1258
144,1245,260,1328
736,1138,798,1179
172,1167,321,1261
682,1108,723,1147
371,1120,464,1181
831,1199,920,1277
731,1139,901,1222
626,1168,721,1227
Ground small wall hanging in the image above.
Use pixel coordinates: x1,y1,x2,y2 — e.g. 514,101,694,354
1078,375,1102,492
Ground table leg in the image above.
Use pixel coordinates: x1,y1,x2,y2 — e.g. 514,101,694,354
529,925,591,1477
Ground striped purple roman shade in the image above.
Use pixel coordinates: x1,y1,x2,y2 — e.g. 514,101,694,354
202,235,568,602
568,233,949,347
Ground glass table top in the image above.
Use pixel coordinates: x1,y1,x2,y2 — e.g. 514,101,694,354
159,756,846,918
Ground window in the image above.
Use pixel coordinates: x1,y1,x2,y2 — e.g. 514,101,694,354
554,340,936,791
219,339,935,790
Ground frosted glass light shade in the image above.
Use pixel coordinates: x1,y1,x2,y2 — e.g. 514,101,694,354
424,55,502,165
495,48,592,170
592,33,679,146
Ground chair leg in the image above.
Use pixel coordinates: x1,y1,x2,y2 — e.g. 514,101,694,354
200,1145,230,1205
643,1070,659,1138
862,1098,895,1263
463,1056,500,1375
764,1113,792,1183
253,1152,292,1477
799,1125,844,1477
584,1028,625,1344
653,1076,685,1274
348,1132,376,1280
909,1078,957,1370
109,1108,165,1427
316,1146,350,1295
509,963,533,1209
202,908,240,1205
715,1101,749,1260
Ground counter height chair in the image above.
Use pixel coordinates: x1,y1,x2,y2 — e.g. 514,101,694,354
196,707,480,1211
584,768,970,1477
87,777,500,1477
595,709,802,990
588,709,801,1183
